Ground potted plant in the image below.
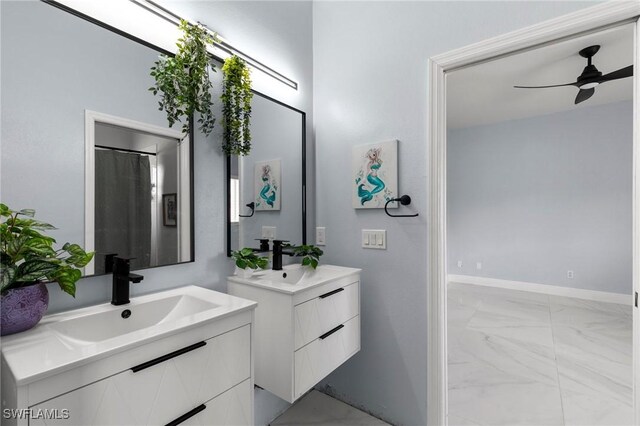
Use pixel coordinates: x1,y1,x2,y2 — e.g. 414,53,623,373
287,244,324,270
149,19,218,136
221,55,253,155
231,247,268,278
0,204,94,335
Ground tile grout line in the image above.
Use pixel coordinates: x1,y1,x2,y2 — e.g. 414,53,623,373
547,295,566,426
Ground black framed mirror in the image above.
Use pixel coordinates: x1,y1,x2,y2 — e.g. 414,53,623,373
1,0,195,277
226,92,307,256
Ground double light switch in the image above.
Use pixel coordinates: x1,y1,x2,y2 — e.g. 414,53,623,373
362,229,386,249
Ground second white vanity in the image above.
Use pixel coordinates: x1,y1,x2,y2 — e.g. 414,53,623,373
1,286,257,426
228,264,361,403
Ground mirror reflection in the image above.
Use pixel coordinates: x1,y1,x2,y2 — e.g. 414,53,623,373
1,1,194,277
92,122,191,274
228,94,306,253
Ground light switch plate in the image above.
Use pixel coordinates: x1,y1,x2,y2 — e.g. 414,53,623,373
262,226,276,240
362,229,386,249
316,227,326,246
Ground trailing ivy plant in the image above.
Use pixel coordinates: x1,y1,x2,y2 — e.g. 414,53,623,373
0,204,94,297
286,244,324,269
150,20,218,136
221,55,253,155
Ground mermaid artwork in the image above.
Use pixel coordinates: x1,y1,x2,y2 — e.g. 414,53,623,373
357,148,386,206
258,164,277,208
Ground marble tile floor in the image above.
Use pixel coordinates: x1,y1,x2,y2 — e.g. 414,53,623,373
271,390,390,426
448,282,633,426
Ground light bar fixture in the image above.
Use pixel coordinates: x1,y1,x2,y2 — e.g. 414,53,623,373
129,0,298,90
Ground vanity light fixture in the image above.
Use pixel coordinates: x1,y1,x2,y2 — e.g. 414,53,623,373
129,0,299,90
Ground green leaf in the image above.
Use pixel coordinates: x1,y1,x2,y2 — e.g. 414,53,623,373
310,259,318,269
236,259,247,269
302,257,311,266
15,260,58,282
0,204,12,217
51,269,81,298
17,209,35,217
1,266,16,293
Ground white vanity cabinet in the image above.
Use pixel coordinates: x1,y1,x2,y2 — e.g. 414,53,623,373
227,265,360,403
1,287,256,426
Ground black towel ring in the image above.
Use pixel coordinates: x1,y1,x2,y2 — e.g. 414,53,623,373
239,202,255,218
385,195,419,218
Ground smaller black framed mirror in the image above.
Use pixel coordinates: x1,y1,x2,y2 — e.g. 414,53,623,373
226,92,307,256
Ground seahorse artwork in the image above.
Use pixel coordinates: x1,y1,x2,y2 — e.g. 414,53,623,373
254,159,281,211
352,140,398,209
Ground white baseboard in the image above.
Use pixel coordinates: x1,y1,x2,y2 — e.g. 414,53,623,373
447,274,632,306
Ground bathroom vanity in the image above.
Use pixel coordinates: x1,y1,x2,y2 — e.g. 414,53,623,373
228,264,360,403
1,286,257,426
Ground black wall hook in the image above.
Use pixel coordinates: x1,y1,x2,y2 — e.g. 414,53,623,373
239,202,255,218
385,195,419,218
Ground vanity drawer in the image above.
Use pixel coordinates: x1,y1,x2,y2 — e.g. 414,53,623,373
29,325,250,426
178,379,252,426
294,315,360,400
294,281,359,350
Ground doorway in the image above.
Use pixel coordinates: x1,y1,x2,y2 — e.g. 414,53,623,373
426,3,640,425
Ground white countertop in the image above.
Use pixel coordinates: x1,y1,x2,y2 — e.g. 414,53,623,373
227,264,361,294
1,286,256,385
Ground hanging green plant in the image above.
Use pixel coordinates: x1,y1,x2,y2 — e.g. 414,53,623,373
221,55,253,155
149,19,217,136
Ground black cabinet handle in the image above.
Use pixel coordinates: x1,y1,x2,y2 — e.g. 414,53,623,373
319,324,345,340
131,341,207,373
319,287,344,299
165,404,206,426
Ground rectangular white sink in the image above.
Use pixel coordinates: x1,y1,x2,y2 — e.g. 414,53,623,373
49,294,221,343
229,264,361,294
1,286,256,385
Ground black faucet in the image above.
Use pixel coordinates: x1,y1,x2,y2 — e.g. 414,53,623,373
111,256,144,305
251,238,271,253
272,240,296,271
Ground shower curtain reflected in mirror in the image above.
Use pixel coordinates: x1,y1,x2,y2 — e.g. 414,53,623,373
95,150,152,274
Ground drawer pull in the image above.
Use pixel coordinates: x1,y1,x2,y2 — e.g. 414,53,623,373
319,324,345,340
319,287,344,299
131,341,207,373
165,404,206,426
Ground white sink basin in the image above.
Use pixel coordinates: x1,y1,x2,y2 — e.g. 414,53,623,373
229,264,361,294
49,294,220,343
260,266,309,285
1,286,256,385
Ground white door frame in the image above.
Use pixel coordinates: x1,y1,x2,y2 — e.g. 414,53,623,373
427,2,640,425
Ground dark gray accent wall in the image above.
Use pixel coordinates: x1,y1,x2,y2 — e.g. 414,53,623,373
448,101,632,294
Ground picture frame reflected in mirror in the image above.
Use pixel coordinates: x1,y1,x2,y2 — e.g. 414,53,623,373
163,193,177,227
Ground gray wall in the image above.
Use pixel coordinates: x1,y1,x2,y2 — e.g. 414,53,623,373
448,101,633,294
312,2,599,425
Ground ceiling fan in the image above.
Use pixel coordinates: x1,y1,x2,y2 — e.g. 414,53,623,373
514,45,633,105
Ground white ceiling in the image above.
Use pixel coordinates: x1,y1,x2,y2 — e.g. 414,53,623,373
447,23,633,129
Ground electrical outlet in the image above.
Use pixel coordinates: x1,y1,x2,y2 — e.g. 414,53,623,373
316,227,326,246
476,262,482,270
261,226,276,240
567,270,574,279
457,260,463,268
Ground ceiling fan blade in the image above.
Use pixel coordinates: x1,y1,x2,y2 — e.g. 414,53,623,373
575,88,595,104
514,82,577,89
598,65,633,83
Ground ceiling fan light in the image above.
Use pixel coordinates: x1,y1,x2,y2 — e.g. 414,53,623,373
579,82,599,90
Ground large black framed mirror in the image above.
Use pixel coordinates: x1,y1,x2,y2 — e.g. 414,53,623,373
226,92,307,256
1,0,195,277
